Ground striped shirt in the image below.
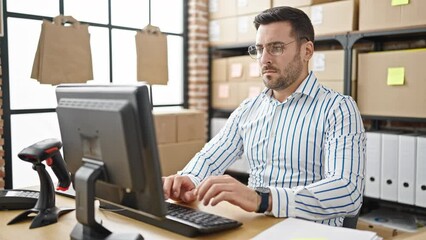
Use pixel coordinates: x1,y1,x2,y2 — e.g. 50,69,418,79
180,71,366,227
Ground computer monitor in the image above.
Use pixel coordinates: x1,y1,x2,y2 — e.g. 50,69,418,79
56,84,165,239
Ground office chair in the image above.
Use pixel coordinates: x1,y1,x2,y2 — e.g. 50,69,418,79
342,211,360,229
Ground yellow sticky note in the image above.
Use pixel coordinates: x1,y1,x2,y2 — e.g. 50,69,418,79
387,67,405,85
392,0,410,6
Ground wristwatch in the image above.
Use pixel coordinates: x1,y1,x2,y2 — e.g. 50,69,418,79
255,187,270,213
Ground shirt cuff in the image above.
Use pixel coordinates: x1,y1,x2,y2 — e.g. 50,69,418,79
179,172,202,187
269,187,296,218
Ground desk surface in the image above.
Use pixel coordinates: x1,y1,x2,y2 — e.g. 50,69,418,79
0,194,282,240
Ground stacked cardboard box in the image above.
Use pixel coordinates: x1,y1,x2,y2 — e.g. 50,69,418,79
300,0,358,36
211,55,264,109
153,109,206,176
273,0,336,8
359,0,426,31
357,49,426,118
209,0,271,46
209,0,360,44
309,49,357,97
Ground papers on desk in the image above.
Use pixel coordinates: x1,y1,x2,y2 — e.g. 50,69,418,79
252,218,382,240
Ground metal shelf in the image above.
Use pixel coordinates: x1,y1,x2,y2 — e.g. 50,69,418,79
362,115,426,123
209,26,426,136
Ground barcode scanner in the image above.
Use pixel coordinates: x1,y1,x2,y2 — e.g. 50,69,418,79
8,138,74,229
17,138,71,191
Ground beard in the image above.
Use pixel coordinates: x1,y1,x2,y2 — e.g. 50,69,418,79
261,53,303,91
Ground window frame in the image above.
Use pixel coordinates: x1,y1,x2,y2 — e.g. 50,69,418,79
1,0,189,188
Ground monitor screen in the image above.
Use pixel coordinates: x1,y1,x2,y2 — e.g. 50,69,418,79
56,84,166,218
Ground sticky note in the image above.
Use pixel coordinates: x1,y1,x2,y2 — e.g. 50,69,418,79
249,62,260,77
230,63,243,78
310,6,323,25
218,84,229,98
209,0,218,13
238,16,249,34
238,0,249,7
387,67,405,86
312,53,325,72
392,0,409,6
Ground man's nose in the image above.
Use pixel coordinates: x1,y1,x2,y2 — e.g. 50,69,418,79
259,51,273,65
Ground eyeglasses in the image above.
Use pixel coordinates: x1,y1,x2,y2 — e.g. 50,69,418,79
248,38,310,59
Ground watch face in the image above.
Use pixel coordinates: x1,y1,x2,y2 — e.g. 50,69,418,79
255,187,270,194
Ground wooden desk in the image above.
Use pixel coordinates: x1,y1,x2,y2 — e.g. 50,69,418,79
0,194,282,240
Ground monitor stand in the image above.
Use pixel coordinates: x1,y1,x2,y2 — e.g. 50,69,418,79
70,159,143,240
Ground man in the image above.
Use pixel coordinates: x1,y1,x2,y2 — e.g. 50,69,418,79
163,6,366,226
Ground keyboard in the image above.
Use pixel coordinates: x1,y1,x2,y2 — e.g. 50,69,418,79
165,202,242,234
0,189,39,210
102,201,242,237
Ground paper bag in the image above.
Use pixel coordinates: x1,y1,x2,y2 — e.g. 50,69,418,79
135,25,168,85
31,15,93,85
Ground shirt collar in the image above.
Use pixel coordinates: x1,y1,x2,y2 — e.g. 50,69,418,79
294,71,319,98
260,71,319,100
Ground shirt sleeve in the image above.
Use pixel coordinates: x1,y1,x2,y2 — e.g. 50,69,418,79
269,96,366,221
179,100,249,186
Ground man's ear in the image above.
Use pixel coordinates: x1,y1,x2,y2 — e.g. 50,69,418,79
303,41,314,62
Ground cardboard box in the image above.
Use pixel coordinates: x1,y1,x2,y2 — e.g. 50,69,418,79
237,14,257,44
153,112,176,144
392,227,426,240
212,58,227,82
310,49,357,97
300,0,358,36
209,0,237,20
212,80,264,109
359,0,426,31
212,82,241,109
273,0,338,8
228,55,257,81
319,80,357,98
209,17,237,46
310,50,356,81
153,109,206,144
357,49,426,118
243,81,265,99
176,110,206,142
245,60,261,81
227,56,247,82
237,0,271,16
227,55,260,82
158,140,206,176
357,219,398,240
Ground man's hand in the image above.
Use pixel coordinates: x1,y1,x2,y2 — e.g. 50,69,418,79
196,175,260,212
162,174,197,203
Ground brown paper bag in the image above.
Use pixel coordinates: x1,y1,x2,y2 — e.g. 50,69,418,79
135,24,168,85
31,15,93,85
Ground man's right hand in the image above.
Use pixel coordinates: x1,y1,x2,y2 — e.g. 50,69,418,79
162,174,197,203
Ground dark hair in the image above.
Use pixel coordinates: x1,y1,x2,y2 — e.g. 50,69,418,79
254,6,315,43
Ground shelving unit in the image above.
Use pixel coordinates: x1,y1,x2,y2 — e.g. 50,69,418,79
208,33,347,131
208,26,426,216
209,25,426,134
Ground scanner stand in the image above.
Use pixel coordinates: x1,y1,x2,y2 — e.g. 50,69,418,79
70,160,143,240
8,163,74,228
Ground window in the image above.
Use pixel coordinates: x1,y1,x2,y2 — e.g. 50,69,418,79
2,0,187,188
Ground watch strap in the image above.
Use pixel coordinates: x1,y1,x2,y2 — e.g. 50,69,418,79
255,189,269,213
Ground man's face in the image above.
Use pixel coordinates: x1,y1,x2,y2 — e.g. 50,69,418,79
256,22,304,91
